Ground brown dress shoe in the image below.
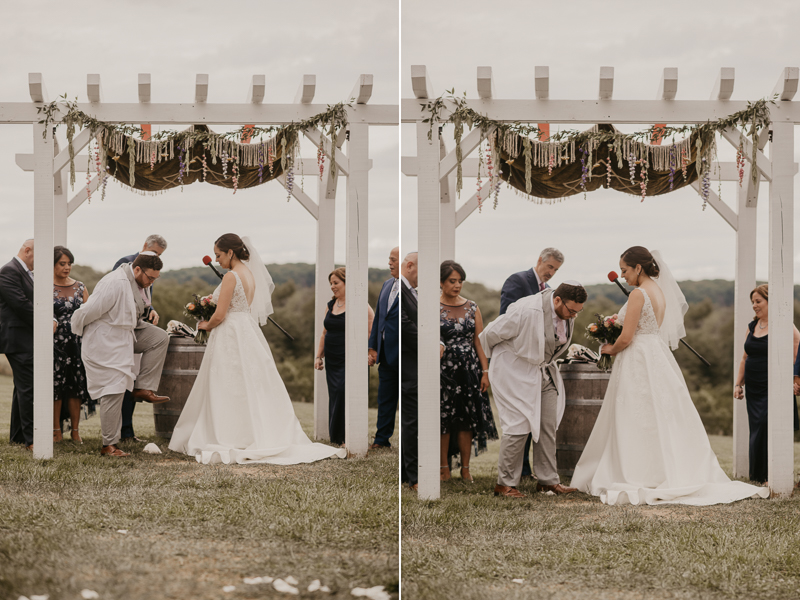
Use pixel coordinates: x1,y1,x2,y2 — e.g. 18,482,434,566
132,389,170,404
536,482,577,495
494,484,526,498
101,445,131,457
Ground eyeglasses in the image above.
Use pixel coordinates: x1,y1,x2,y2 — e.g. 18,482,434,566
564,305,582,317
142,271,159,283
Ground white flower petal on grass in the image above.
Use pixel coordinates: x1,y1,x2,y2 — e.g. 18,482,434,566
320,586,331,593
143,443,162,454
512,579,524,584
116,530,128,534
307,580,321,592
31,596,49,600
80,591,100,600
262,577,274,584
18,596,30,600
243,577,263,585
285,576,298,585
351,586,390,600
222,585,235,592
273,579,299,595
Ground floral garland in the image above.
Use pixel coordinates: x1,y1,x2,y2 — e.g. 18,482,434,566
37,94,351,196
421,90,774,206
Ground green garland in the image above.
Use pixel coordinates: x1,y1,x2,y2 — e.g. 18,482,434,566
36,94,352,193
421,90,775,200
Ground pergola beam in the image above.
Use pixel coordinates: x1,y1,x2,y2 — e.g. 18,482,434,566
350,74,373,104
248,75,266,104
711,67,735,100
477,67,494,99
535,66,549,99
138,74,151,103
195,74,209,103
411,65,433,99
658,68,678,100
87,74,103,103
598,67,614,100
293,74,316,104
29,73,47,103
772,67,799,101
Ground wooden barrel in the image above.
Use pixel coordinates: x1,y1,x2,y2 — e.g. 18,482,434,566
556,362,611,477
152,336,205,439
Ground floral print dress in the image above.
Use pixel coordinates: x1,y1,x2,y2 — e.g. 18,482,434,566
440,300,497,454
54,281,94,413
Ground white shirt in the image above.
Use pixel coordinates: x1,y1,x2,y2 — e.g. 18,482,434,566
14,255,33,278
401,275,417,299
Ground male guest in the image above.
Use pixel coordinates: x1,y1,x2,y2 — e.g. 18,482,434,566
71,253,170,457
113,234,167,443
499,247,564,480
400,252,418,489
369,246,400,449
0,240,35,449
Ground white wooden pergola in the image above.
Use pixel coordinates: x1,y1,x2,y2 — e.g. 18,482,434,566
403,65,800,499
6,72,398,460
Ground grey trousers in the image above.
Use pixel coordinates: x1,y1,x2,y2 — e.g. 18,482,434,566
497,378,560,487
99,323,169,447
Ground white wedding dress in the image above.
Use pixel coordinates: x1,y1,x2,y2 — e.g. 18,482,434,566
168,271,347,465
571,288,769,505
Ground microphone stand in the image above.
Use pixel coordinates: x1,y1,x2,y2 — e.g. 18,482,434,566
611,278,710,367
205,263,294,341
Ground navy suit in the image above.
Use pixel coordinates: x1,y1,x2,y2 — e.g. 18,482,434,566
0,258,35,446
499,267,548,478
370,278,399,447
400,281,418,485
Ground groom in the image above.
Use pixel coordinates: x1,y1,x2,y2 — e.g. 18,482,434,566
71,253,170,457
480,281,587,497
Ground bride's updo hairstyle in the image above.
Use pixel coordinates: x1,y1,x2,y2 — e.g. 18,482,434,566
620,246,660,278
215,233,250,261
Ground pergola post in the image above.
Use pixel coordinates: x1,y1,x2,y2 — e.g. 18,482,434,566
439,136,456,261
767,120,795,496
417,120,441,500
52,138,68,246
32,121,55,459
314,161,337,440
732,155,758,478
344,122,370,457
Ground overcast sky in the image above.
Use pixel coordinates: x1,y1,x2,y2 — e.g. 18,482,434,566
0,0,398,273
402,0,800,289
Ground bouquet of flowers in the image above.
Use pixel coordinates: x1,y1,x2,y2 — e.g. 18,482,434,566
585,313,623,371
184,293,216,344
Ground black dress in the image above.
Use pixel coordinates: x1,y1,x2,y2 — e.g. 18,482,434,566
440,300,497,456
53,282,95,421
324,299,346,445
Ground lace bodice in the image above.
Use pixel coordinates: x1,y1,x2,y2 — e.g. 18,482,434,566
212,271,251,315
618,288,660,336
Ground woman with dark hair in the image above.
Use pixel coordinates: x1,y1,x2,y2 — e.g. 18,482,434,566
52,245,93,442
439,260,497,482
170,234,347,464
572,246,770,505
734,284,800,483
314,267,375,445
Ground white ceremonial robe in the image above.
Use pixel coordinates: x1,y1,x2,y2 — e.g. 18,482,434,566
479,293,569,442
71,265,139,399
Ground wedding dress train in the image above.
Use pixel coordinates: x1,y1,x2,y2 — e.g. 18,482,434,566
169,271,346,465
571,288,769,506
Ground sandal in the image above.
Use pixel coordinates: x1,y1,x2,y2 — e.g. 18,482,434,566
53,428,63,443
440,465,451,482
70,428,83,444
460,466,474,484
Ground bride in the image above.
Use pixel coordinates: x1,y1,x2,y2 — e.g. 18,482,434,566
168,233,347,465
571,246,768,505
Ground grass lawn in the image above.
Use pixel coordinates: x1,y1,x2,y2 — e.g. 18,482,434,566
402,424,800,600
0,374,398,600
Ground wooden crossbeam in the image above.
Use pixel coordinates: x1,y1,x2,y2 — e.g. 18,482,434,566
411,65,433,99
87,74,102,103
350,74,373,104
720,126,772,182
477,66,494,99
53,127,94,174
67,174,102,216
689,179,738,230
28,73,47,103
773,67,799,101
599,66,614,100
439,126,493,182
294,74,316,104
276,173,319,219
711,67,735,100
303,128,351,176
138,73,151,103
658,68,678,100
535,66,549,99
248,74,265,104
195,74,209,103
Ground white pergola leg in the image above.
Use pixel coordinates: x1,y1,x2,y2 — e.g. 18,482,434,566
439,137,455,261
344,122,370,457
732,165,758,478
417,121,441,499
53,157,68,246
314,162,337,440
767,121,795,496
33,122,55,459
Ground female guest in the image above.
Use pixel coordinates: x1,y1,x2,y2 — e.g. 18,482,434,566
314,268,374,446
53,246,93,443
734,284,800,483
439,260,497,482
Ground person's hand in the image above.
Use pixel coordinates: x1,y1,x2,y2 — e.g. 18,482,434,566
794,377,800,396
314,357,324,371
197,320,211,331
440,344,445,359
148,309,160,326
734,384,744,400
480,372,489,393
53,320,57,334
368,348,377,366
599,343,612,355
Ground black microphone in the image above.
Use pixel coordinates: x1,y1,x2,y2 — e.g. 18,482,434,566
608,271,630,297
202,256,224,280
